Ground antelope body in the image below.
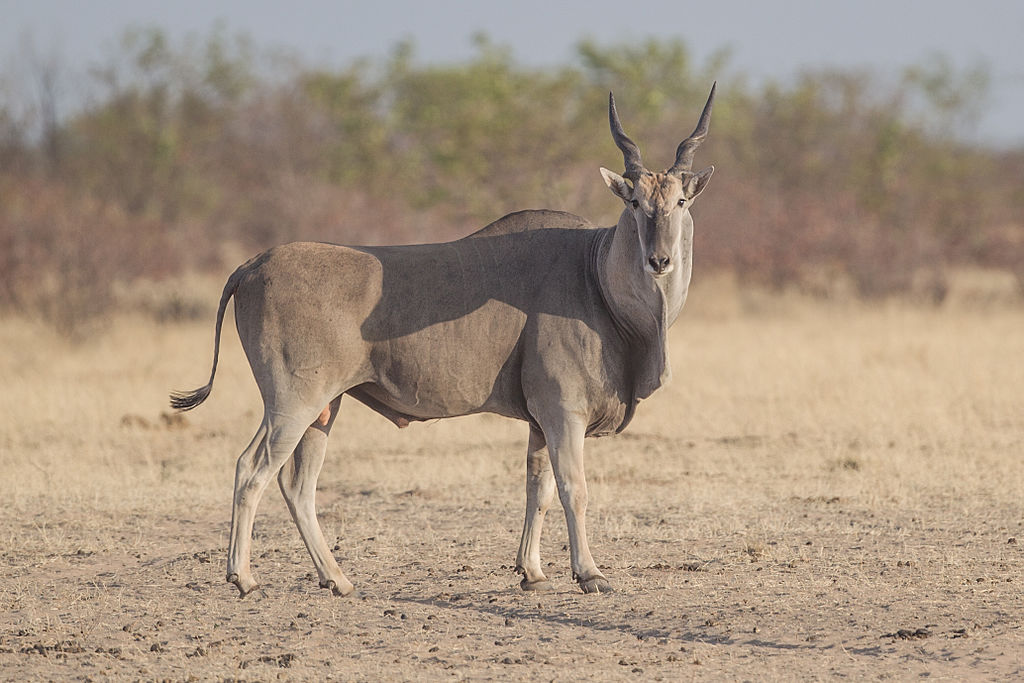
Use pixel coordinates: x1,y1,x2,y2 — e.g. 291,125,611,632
171,85,716,596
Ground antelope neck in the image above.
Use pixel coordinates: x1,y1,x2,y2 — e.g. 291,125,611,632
592,209,681,343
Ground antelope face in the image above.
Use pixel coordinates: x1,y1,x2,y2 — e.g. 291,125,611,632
603,85,716,279
601,168,713,277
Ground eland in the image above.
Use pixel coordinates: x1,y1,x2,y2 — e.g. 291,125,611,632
171,85,716,596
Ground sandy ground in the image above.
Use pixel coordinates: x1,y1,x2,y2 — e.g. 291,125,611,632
1,278,1022,680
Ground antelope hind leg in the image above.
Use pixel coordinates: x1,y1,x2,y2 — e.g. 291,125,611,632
226,414,310,597
516,425,556,591
278,397,354,596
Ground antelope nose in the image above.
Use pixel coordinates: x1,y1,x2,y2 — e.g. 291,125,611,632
648,255,671,274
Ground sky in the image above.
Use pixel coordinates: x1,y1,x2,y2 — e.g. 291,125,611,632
2,0,1022,147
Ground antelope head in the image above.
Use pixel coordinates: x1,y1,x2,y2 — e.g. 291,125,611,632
600,84,716,277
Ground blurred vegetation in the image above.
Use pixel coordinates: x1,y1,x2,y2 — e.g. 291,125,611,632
1,27,1022,336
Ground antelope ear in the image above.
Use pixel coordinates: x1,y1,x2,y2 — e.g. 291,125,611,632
600,167,633,202
684,165,714,199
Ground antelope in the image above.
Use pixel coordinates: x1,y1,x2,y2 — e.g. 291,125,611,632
171,84,716,596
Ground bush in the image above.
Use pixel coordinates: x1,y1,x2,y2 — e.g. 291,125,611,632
1,28,1021,337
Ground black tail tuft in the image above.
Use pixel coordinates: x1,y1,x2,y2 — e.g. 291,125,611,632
169,384,212,411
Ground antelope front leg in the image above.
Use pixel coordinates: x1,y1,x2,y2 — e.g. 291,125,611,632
544,416,612,594
516,426,556,591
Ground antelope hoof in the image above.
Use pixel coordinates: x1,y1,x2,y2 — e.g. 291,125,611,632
227,572,260,598
320,579,356,597
520,578,555,592
578,576,613,594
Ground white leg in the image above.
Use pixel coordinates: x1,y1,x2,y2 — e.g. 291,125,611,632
226,413,310,597
543,416,611,593
515,426,556,590
277,397,354,596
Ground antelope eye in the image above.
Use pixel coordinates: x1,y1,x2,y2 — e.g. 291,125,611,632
631,199,639,209
678,198,686,206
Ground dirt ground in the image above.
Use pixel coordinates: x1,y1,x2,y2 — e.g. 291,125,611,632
1,275,1022,680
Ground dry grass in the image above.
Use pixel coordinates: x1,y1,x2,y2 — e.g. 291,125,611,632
1,272,1022,680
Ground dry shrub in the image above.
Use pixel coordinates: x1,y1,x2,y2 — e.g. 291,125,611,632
0,179,180,337
2,33,1022,338
220,173,474,249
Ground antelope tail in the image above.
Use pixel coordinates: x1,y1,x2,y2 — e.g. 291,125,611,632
169,266,245,411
